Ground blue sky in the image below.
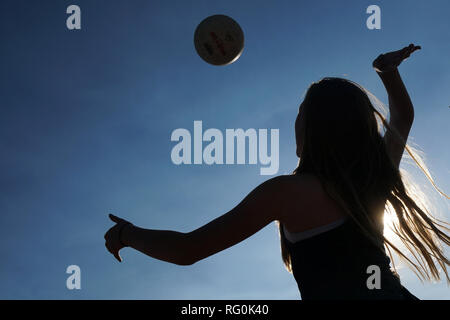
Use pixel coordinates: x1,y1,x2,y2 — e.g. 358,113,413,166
0,0,449,299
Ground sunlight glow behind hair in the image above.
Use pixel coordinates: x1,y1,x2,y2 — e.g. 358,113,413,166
361,84,449,280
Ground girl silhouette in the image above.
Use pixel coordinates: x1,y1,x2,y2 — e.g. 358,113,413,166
104,44,449,300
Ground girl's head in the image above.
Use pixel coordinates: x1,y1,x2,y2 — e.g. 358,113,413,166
279,77,450,282
295,77,380,164
294,78,391,217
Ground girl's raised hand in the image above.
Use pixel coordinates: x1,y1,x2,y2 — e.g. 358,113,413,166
373,44,421,73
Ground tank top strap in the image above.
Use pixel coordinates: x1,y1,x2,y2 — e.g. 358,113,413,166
283,217,348,243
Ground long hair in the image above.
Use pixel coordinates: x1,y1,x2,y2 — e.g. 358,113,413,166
278,77,450,282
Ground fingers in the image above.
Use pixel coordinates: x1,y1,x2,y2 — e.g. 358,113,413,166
105,214,127,262
105,241,123,262
105,241,114,255
114,251,122,263
109,213,131,225
373,44,421,73
411,45,421,54
104,227,112,241
109,213,125,224
407,43,421,50
404,43,419,51
402,43,421,59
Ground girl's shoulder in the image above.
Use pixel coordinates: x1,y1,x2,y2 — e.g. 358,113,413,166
273,174,347,232
271,173,325,196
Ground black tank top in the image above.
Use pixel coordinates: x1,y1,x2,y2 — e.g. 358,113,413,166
283,218,419,300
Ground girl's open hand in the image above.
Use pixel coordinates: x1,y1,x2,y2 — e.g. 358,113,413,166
373,44,421,73
104,214,132,262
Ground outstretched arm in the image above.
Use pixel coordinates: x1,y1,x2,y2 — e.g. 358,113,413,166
373,43,421,168
104,176,290,265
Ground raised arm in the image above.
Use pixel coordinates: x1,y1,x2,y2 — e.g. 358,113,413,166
104,176,291,265
372,44,421,168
